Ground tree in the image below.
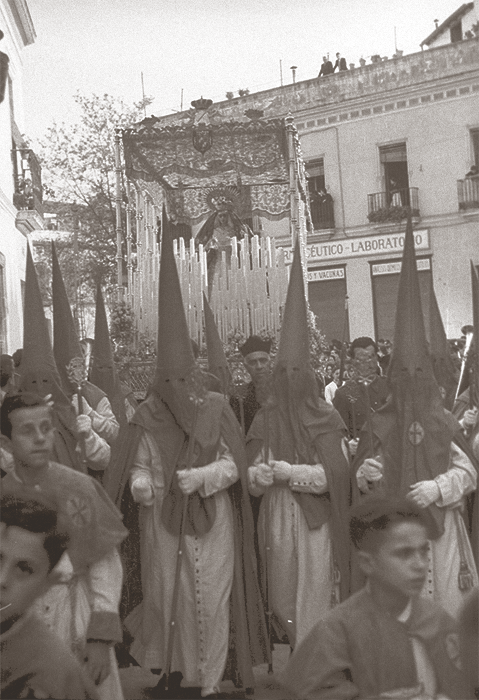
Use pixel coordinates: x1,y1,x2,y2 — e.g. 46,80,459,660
37,92,153,303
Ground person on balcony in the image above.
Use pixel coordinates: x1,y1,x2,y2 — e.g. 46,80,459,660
333,53,348,71
389,178,403,206
318,56,334,77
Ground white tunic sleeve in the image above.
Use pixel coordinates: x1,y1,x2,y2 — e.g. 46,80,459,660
86,547,123,642
88,396,120,443
434,442,477,508
289,464,328,494
77,430,111,470
130,431,163,506
248,447,270,496
198,437,239,498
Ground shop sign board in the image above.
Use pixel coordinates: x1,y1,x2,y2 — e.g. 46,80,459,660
283,230,429,265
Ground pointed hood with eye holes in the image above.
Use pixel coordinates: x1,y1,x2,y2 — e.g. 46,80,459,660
18,244,81,470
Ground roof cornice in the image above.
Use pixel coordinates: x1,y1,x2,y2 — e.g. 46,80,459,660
6,0,36,47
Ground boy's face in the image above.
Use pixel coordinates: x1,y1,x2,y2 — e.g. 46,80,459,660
0,523,54,623
360,521,429,599
10,406,55,469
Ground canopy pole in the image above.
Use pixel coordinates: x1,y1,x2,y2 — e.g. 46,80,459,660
114,129,124,301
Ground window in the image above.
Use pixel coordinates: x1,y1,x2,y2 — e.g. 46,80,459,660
370,257,432,342
308,266,349,343
379,143,410,206
471,129,479,168
306,159,335,229
450,21,462,43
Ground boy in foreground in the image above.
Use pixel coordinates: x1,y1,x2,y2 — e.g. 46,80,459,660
281,497,467,700
0,495,98,699
0,392,127,700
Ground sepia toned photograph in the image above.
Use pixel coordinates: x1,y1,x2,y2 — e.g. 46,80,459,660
0,1,478,698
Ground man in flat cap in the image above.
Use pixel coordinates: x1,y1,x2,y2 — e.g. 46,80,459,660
230,336,272,437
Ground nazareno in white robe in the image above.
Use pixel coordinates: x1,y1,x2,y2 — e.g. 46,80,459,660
126,432,238,697
248,444,347,649
419,441,478,619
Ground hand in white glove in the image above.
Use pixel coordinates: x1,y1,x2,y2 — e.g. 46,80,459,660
356,456,383,493
271,460,293,483
131,475,154,505
177,468,204,495
407,480,440,509
76,414,93,437
348,438,358,456
462,408,478,430
72,394,92,416
254,463,274,488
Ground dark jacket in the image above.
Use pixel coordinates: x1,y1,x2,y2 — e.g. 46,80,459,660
318,60,334,77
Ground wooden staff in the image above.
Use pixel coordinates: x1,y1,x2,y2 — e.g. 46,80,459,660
361,380,375,457
164,401,199,693
256,373,274,674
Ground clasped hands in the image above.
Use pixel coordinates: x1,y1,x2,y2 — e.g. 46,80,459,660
356,457,440,507
177,468,205,495
255,460,292,488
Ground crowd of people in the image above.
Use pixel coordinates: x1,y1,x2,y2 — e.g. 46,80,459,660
0,226,478,700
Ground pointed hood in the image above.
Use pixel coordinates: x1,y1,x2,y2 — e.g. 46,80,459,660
388,218,434,383
51,242,84,394
90,282,118,401
471,260,479,406
18,244,71,411
383,216,452,537
203,292,231,394
273,236,344,457
428,286,457,410
153,206,196,391
275,237,310,371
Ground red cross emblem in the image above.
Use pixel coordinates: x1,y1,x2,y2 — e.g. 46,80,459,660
408,421,425,445
65,496,91,529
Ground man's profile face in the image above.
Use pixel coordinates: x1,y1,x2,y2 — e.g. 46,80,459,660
0,523,51,623
243,351,271,385
352,345,378,380
10,406,55,470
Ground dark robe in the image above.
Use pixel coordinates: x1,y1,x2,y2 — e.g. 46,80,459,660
1,613,98,699
333,374,389,439
230,381,261,436
280,587,467,700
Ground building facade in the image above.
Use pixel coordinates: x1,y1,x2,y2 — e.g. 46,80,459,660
0,0,42,354
152,32,479,343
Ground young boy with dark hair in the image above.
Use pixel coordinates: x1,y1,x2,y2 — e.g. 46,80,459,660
0,495,98,699
281,497,467,699
0,392,127,700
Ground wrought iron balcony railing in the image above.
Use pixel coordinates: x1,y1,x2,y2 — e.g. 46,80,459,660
457,176,479,210
367,187,419,223
12,148,43,216
309,194,335,230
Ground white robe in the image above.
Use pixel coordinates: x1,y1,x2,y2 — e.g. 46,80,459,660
127,432,238,697
248,449,342,648
32,550,124,700
420,441,478,619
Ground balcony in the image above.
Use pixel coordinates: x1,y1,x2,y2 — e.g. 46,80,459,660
457,176,479,211
309,193,335,230
12,148,44,234
367,187,419,223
